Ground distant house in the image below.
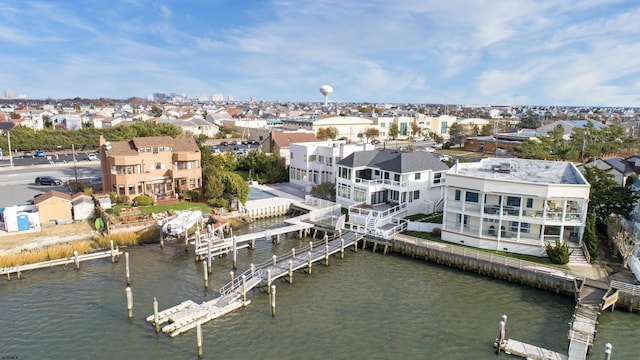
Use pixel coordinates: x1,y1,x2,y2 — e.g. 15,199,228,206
71,193,95,220
262,131,319,165
289,141,375,191
34,190,73,225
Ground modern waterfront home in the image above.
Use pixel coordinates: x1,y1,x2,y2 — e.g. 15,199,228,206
289,141,374,192
441,158,590,257
336,148,450,237
98,135,202,200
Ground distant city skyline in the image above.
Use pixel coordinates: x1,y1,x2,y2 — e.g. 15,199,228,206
1,1,639,107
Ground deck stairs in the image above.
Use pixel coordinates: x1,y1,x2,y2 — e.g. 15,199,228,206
568,244,590,266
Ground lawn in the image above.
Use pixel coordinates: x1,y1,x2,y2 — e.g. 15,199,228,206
108,202,213,217
404,212,443,223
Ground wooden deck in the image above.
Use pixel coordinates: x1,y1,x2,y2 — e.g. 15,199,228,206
193,213,315,259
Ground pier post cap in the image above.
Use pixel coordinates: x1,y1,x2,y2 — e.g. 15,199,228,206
501,314,507,321
605,343,612,353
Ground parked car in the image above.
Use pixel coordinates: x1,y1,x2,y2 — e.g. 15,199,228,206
423,146,436,153
23,151,33,158
35,176,62,186
220,141,229,146
412,137,426,142
35,150,46,157
371,139,381,145
87,153,98,161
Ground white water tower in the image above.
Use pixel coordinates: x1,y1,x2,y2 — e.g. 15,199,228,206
320,85,333,106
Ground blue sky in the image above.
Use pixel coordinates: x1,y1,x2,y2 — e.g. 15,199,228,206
1,0,640,106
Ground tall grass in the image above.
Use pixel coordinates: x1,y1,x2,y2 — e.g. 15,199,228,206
93,228,160,247
0,228,160,268
0,240,94,268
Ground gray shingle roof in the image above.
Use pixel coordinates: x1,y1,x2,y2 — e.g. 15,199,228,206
338,149,450,173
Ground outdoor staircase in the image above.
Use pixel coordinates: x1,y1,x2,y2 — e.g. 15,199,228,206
568,244,590,266
366,213,378,229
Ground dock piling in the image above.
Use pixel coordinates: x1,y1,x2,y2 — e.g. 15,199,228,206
242,275,247,302
125,252,131,284
74,250,80,270
196,321,203,358
325,245,329,266
233,236,237,270
230,271,234,291
309,241,313,252
203,261,208,289
340,238,345,258
291,248,296,259
160,228,164,248
307,251,312,275
110,240,115,263
207,241,212,274
604,343,613,360
288,260,293,284
184,228,188,252
267,270,272,293
126,286,133,319
153,297,160,333
272,254,277,266
270,285,276,317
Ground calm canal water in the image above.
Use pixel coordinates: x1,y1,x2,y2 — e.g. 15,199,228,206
1,217,638,359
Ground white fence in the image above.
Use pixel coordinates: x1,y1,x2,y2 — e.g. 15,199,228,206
406,221,440,233
627,255,640,283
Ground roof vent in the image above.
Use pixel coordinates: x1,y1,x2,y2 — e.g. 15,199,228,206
493,163,511,173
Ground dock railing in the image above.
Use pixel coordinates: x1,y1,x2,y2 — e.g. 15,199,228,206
610,280,640,296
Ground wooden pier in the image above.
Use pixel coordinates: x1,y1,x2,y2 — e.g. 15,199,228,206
148,231,362,336
0,247,123,280
193,213,315,260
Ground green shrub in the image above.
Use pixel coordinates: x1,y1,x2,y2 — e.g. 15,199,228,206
133,194,154,206
431,227,441,238
545,240,571,264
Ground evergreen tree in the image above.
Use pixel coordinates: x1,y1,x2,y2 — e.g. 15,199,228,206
583,211,599,261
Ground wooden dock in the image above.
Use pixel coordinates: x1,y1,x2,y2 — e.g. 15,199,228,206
0,248,123,280
193,213,315,259
149,231,362,336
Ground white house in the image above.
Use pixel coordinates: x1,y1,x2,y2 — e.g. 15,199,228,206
336,149,450,236
289,141,374,191
441,158,591,257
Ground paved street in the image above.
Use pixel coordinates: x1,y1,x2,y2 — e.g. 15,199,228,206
0,162,102,208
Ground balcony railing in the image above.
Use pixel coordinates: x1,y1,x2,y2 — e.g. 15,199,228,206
354,177,405,188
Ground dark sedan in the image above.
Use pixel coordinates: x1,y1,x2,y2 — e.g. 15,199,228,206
35,176,62,186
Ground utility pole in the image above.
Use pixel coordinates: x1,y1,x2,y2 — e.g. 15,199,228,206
72,143,79,192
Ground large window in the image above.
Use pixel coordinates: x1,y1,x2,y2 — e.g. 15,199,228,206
465,191,479,203
337,183,351,199
354,187,366,202
506,196,521,207
434,173,442,184
339,167,352,180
